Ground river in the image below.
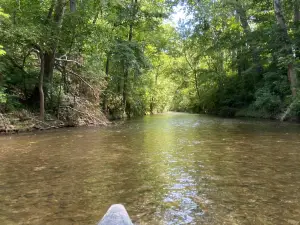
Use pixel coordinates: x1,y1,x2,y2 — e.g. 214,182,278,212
1,113,300,225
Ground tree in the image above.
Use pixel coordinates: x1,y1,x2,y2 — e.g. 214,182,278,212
1,0,300,122
274,0,298,97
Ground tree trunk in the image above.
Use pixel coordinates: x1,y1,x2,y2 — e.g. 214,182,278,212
150,97,154,114
45,0,66,78
294,0,300,26
294,0,300,58
288,63,298,97
46,0,56,22
194,71,201,101
295,0,300,19
54,0,66,26
233,12,243,76
102,54,110,114
39,52,45,120
43,0,66,105
123,67,129,106
122,0,138,116
122,23,133,109
237,49,242,76
70,0,76,12
235,0,263,74
184,52,201,101
123,23,133,110
274,0,289,32
44,52,55,84
274,0,298,97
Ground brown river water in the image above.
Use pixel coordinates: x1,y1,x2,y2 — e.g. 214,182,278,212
1,113,300,225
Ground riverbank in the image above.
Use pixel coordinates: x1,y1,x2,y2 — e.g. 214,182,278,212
0,110,110,134
234,107,299,122
0,99,110,134
1,106,298,134
202,105,299,122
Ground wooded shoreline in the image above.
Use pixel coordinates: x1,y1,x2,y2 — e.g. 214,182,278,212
1,0,300,129
1,109,299,135
0,108,110,134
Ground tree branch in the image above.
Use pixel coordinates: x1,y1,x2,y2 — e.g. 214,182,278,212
55,58,83,67
55,64,96,94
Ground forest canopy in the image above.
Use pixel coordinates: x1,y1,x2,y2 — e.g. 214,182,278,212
0,0,300,126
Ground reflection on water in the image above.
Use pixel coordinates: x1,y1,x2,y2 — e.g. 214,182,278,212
1,113,300,224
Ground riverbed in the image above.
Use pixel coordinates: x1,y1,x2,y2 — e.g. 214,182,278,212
1,113,300,224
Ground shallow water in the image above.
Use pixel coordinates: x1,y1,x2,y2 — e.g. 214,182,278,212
1,113,300,225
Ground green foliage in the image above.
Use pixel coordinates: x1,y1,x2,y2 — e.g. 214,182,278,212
167,0,300,120
0,7,9,56
0,45,5,56
0,0,178,118
0,7,9,19
5,95,24,112
292,100,300,118
0,0,299,121
253,87,282,113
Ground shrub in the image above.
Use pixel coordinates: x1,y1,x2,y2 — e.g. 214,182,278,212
253,87,282,113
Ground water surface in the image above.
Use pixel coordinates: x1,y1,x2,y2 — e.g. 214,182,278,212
1,113,300,224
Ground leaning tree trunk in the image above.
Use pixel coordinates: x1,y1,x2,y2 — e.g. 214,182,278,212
274,0,298,97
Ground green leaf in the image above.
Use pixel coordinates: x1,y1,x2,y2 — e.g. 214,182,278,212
0,7,9,19
0,45,5,56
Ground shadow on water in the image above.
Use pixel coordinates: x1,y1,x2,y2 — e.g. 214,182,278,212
1,112,300,224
